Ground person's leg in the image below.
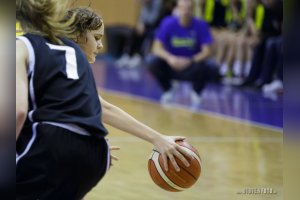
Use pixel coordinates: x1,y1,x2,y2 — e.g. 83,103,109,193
276,36,283,81
188,63,207,94
140,30,155,57
113,26,136,67
233,32,250,78
222,31,237,76
106,26,132,58
214,30,229,76
16,124,109,200
256,37,279,86
243,37,254,77
178,59,219,94
211,29,227,65
147,55,174,92
215,31,226,64
127,29,147,57
125,30,148,68
174,59,218,106
261,36,283,94
242,37,267,86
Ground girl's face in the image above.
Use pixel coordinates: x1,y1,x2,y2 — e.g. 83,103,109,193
78,24,104,63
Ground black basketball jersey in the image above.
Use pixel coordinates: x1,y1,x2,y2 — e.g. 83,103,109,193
17,33,108,137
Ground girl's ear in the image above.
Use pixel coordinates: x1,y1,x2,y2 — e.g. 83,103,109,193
74,37,79,43
75,31,88,44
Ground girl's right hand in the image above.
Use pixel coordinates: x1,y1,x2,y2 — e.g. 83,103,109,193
152,135,194,172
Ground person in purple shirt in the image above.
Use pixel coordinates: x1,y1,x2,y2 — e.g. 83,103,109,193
148,0,220,106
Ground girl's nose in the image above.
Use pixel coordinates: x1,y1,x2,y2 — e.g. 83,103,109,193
97,41,103,50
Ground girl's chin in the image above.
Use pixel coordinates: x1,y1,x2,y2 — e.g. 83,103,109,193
88,57,96,64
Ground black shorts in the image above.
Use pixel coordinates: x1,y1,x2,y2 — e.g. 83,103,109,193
16,123,110,200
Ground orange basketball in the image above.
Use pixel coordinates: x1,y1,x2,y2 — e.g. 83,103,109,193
148,140,202,192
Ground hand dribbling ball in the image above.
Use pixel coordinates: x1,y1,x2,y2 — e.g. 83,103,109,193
148,140,202,192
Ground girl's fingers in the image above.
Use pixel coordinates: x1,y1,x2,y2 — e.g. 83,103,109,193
110,146,120,150
167,153,180,172
174,150,190,167
161,153,168,171
111,155,119,161
177,146,194,160
109,146,120,165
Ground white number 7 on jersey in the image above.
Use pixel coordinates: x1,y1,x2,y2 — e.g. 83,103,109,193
46,43,79,80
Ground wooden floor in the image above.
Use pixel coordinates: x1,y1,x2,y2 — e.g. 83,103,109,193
86,90,283,200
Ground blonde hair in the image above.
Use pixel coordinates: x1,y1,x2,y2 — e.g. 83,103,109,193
64,7,104,42
16,0,76,44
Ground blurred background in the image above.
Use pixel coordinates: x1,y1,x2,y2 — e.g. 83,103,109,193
14,0,286,200
69,1,284,200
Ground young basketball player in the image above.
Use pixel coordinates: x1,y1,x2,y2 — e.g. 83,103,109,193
16,1,193,199
65,4,197,189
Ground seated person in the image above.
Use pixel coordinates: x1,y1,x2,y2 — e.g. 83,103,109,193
114,0,163,68
147,0,219,106
199,0,247,79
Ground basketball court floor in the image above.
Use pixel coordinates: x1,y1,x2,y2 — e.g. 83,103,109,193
86,58,283,200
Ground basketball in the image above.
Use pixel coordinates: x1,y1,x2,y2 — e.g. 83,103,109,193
148,140,202,192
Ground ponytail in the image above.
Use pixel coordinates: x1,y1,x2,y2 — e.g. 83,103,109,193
16,0,76,45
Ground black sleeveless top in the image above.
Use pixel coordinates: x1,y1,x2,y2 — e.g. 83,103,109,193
18,33,108,137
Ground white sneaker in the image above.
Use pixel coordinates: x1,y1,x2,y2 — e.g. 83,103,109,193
219,63,228,76
243,61,251,77
127,54,142,68
115,54,130,68
190,90,202,107
233,61,242,77
160,90,174,105
262,80,283,93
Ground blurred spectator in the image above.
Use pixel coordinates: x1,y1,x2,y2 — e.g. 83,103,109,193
199,0,248,81
233,0,265,81
113,0,163,68
260,36,282,93
240,0,283,90
147,0,219,106
230,0,262,81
